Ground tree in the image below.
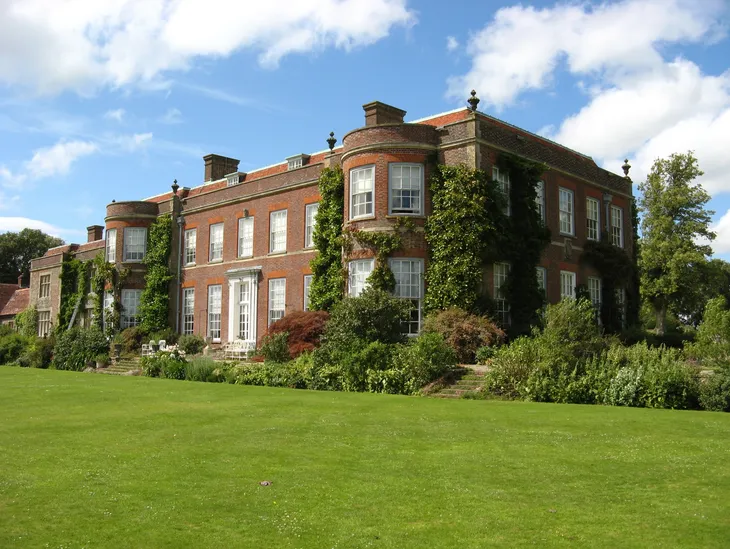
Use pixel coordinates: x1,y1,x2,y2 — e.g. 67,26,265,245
0,229,64,285
638,152,715,334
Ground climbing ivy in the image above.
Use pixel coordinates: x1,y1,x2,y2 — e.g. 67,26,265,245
57,257,89,332
495,154,551,336
139,214,173,333
309,166,345,311
15,306,38,338
91,251,128,335
627,199,641,327
424,164,503,313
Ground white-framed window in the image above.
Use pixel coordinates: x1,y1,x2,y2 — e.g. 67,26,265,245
560,271,576,300
238,281,252,340
184,229,196,266
106,229,117,262
227,173,240,186
39,274,50,298
37,311,51,337
123,227,147,262
305,203,318,248
288,157,303,170
493,262,510,325
102,292,114,332
559,188,574,235
348,259,374,297
350,166,374,219
611,206,624,248
269,210,287,253
268,278,286,325
587,197,600,241
535,180,545,222
183,288,195,335
588,277,602,317
390,258,424,335
238,217,254,258
389,163,423,215
493,167,511,216
303,275,313,311
207,285,222,341
120,289,142,328
209,223,224,262
536,266,547,294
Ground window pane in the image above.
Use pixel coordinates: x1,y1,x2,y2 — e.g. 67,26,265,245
389,164,422,214
124,228,147,261
348,259,374,297
185,229,196,265
587,198,600,241
493,262,510,326
183,288,195,335
535,181,545,222
106,229,117,262
303,275,313,311
207,285,222,340
559,189,574,235
350,166,374,218
269,210,287,253
268,278,286,325
611,206,623,247
209,223,224,261
560,272,576,299
238,217,254,257
305,204,318,248
391,259,423,335
121,289,141,328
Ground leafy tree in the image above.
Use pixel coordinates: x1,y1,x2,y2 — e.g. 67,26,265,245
638,152,715,334
0,229,64,284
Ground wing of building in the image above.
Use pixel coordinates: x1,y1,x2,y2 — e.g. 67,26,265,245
27,95,634,342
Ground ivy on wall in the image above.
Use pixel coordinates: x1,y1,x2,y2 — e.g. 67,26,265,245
309,166,345,311
139,214,173,333
57,257,89,332
627,199,641,327
15,306,38,338
91,252,128,335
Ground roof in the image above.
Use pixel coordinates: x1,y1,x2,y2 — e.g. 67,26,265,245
0,287,29,317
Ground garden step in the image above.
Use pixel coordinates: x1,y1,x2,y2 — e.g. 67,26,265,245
429,366,488,399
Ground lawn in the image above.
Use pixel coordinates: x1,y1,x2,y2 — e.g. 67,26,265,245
1,369,729,548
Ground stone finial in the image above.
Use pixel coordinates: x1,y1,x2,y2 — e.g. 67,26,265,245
326,131,337,151
171,179,179,195
622,159,631,177
467,90,480,112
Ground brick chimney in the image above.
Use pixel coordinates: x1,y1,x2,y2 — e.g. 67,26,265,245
363,101,407,126
203,154,241,182
86,225,104,243
17,275,23,288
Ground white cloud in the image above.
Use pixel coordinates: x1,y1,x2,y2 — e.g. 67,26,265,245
114,132,153,152
0,0,415,95
710,210,730,255
0,216,82,238
446,36,459,52
24,140,98,181
447,0,725,109
104,108,125,122
159,107,182,124
0,191,20,211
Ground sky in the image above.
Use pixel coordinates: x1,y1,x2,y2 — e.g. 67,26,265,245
0,0,729,257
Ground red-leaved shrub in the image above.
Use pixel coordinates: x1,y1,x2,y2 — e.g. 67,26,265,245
423,308,505,364
267,310,330,358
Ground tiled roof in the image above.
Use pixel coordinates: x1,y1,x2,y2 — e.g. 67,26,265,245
0,287,29,317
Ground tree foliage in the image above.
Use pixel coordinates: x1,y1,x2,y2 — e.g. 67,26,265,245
638,152,715,334
0,229,64,284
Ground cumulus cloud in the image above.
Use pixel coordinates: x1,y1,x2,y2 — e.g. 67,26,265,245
104,108,125,123
711,210,730,255
0,0,415,95
0,216,82,238
24,140,98,180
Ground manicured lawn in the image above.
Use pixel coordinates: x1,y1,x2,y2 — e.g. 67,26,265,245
1,369,729,548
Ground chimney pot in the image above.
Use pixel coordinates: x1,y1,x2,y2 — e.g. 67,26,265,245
86,225,104,243
203,154,241,182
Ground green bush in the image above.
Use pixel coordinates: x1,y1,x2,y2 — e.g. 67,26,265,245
0,332,31,365
423,308,504,363
475,345,496,364
117,326,149,353
149,328,178,346
390,333,457,394
19,336,55,369
267,310,329,357
141,350,187,379
260,332,290,363
178,334,206,355
185,356,221,382
162,358,186,380
685,297,730,367
699,369,730,412
53,328,109,371
484,337,540,399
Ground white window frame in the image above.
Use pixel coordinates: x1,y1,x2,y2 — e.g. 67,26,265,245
106,229,117,263
39,274,51,298
288,158,303,171
493,262,511,326
226,173,240,186
611,206,624,248
390,258,424,336
182,288,195,335
238,217,254,258
102,292,114,332
348,259,374,297
492,167,511,216
350,165,374,219
207,285,222,342
209,223,224,262
303,275,313,311
120,289,142,329
238,280,252,340
269,210,287,254
535,180,545,222
536,266,547,294
184,229,197,266
268,278,286,325
588,277,602,309
123,227,147,262
559,188,574,236
305,203,318,249
560,271,576,300
37,310,51,337
388,163,423,216
586,197,600,241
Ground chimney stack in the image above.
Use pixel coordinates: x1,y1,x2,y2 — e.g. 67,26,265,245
362,101,406,126
17,275,23,288
203,154,240,182
87,225,104,243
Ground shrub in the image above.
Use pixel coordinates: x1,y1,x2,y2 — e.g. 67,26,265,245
142,350,187,379
149,327,178,346
484,337,539,399
0,332,31,365
14,307,39,338
685,297,730,367
391,333,457,394
185,356,221,382
117,326,149,353
178,334,206,355
228,359,311,389
53,328,109,371
260,332,291,363
423,308,504,363
538,298,604,363
332,340,397,392
267,310,329,357
699,369,730,412
475,345,496,364
17,336,56,369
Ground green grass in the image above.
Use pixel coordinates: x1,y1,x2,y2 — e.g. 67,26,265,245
1,369,729,548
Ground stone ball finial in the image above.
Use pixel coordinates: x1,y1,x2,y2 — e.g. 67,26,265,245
171,179,179,195
326,131,337,151
622,159,631,177
467,90,480,112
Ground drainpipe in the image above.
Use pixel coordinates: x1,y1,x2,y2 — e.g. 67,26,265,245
175,214,184,333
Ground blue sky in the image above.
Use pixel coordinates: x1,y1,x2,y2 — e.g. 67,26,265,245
1,0,729,256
